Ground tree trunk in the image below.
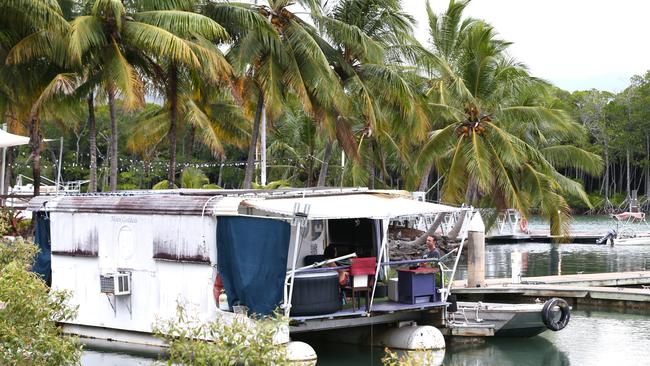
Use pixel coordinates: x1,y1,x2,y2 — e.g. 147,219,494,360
107,87,118,191
464,178,479,206
317,140,333,187
188,124,196,157
626,148,631,199
646,134,649,197
418,165,433,191
367,138,375,189
88,91,98,192
307,142,314,187
603,140,610,199
243,92,264,189
29,116,42,196
394,213,447,253
217,158,224,188
167,65,179,189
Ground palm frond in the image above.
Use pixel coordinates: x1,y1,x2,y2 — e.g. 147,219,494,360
123,21,200,68
67,15,107,64
541,145,603,176
106,40,144,110
5,30,67,66
134,10,228,41
30,73,78,117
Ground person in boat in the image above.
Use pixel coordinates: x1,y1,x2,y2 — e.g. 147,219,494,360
422,234,441,262
324,245,350,286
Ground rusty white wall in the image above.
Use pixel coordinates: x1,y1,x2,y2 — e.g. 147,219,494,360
50,212,99,256
50,211,218,334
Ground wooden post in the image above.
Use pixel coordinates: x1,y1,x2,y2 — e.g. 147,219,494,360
467,211,486,288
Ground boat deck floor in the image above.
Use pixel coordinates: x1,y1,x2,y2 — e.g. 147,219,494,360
291,300,447,322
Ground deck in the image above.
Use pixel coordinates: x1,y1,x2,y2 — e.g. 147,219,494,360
451,271,650,308
487,229,650,244
289,300,447,333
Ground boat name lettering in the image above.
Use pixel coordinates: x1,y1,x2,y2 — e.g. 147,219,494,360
111,216,138,224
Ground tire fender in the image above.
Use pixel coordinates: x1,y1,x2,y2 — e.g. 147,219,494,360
542,297,570,331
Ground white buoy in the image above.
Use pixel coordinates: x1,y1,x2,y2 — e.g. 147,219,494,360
374,324,446,350
285,341,317,365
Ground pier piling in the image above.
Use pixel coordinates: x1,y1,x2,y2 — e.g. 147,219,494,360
467,212,486,288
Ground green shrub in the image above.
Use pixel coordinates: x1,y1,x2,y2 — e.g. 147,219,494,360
0,239,81,365
153,303,289,365
0,209,33,237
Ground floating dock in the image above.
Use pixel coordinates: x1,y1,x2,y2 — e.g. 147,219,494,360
486,230,604,244
452,271,650,309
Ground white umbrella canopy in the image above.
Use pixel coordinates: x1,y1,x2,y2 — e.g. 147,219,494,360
0,130,30,148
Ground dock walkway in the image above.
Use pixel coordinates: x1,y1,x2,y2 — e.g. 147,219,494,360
452,271,650,308
487,230,650,244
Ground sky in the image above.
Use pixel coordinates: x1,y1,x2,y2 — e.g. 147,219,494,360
404,0,650,93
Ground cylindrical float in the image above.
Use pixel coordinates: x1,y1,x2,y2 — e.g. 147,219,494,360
285,341,317,365
373,324,446,350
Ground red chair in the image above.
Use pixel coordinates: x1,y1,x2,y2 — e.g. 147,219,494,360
346,257,376,311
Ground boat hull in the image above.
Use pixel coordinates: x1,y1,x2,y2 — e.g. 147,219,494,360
614,237,650,246
449,302,552,337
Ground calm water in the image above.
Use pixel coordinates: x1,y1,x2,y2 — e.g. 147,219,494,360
83,216,650,366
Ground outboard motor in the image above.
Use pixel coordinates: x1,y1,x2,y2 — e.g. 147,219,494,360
596,228,616,245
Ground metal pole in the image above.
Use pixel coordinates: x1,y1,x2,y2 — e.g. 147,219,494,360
261,106,266,186
0,147,5,202
56,136,63,194
368,218,389,313
0,123,6,202
285,223,302,317
284,203,310,317
445,210,472,298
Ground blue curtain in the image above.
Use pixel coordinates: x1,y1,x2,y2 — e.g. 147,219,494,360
217,216,290,316
33,212,51,286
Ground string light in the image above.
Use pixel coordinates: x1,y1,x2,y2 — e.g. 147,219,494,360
6,158,300,172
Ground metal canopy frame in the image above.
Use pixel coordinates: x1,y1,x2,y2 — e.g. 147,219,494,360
281,203,475,318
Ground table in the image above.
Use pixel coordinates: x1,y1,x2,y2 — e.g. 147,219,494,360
397,267,437,304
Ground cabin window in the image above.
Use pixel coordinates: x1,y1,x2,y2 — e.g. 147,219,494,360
327,218,376,258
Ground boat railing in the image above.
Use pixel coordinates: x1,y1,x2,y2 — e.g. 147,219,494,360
612,212,650,238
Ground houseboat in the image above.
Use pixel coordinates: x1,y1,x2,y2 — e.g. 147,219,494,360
28,188,566,361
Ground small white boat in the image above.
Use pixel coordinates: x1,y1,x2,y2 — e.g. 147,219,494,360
597,212,650,246
446,299,571,337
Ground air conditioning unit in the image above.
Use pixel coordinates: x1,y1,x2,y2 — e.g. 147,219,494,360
100,272,131,296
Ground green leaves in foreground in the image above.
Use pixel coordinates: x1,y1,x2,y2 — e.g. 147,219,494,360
0,240,81,366
154,303,289,365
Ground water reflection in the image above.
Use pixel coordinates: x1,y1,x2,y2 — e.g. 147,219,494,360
81,312,650,366
455,243,650,280
444,336,569,366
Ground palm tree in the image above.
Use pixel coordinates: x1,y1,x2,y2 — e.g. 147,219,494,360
67,0,217,191
315,0,428,188
0,0,74,196
205,0,347,189
125,86,249,178
124,0,232,188
415,1,602,235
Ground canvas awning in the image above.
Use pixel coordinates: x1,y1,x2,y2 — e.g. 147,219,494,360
239,193,462,220
0,130,30,148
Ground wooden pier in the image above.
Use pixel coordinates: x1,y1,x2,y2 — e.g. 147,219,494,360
452,271,650,309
